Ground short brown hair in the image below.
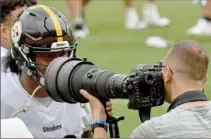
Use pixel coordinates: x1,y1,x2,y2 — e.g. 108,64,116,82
0,0,37,23
166,40,209,80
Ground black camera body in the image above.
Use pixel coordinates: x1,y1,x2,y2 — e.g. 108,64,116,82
126,63,165,110
44,57,165,111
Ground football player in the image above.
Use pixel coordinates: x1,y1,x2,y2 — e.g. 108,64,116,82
187,0,211,36
1,5,112,138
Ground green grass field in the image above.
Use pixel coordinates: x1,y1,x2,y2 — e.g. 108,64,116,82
39,0,211,137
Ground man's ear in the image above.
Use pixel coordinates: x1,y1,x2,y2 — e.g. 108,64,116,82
203,73,208,84
163,68,172,83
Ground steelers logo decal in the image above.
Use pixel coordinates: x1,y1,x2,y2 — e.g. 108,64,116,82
11,21,22,44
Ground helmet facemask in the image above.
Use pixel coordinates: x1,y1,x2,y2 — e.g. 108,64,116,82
11,36,78,86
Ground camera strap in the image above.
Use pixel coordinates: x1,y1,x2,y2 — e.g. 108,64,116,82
167,90,208,112
138,107,151,123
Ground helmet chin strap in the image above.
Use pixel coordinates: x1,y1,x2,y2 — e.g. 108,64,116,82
39,76,45,87
22,66,45,87
33,66,45,86
21,60,47,87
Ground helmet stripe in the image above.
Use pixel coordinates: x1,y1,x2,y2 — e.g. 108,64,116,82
37,5,63,42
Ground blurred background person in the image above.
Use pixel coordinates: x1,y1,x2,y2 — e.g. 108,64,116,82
67,0,89,38
0,0,37,58
67,0,170,38
188,0,211,35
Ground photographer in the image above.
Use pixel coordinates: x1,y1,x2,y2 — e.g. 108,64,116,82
1,5,112,138
80,40,211,138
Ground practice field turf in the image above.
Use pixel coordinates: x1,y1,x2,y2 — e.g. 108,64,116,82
39,0,211,137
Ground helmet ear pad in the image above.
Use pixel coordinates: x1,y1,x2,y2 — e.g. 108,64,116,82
11,44,36,71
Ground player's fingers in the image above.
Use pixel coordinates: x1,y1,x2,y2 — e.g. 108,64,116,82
80,89,95,101
106,107,112,112
106,101,112,107
107,111,113,117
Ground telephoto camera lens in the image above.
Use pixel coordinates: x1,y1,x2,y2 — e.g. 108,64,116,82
44,57,128,103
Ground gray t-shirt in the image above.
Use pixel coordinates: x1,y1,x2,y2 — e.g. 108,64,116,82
130,101,211,138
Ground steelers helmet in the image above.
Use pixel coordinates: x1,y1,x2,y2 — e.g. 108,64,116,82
11,5,77,79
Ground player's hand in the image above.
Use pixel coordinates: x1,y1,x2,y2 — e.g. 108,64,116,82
80,89,112,121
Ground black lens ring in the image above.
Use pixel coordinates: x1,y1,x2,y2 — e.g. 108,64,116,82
44,57,68,102
55,57,83,103
67,59,95,102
